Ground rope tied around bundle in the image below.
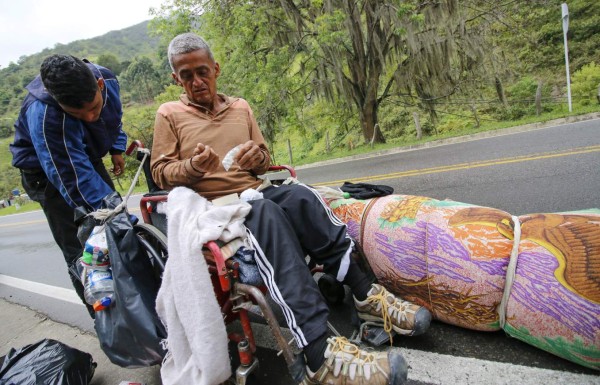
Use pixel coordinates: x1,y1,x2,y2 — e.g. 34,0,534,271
498,215,522,329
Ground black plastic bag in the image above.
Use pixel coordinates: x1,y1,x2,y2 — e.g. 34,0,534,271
93,192,167,368
0,339,96,385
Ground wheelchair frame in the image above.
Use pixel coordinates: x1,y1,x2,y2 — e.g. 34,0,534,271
126,140,306,384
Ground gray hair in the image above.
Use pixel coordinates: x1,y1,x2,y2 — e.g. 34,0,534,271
167,33,214,71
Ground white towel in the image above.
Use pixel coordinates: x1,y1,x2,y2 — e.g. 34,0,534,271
156,187,252,385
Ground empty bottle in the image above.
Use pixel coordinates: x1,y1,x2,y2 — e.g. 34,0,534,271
84,268,114,311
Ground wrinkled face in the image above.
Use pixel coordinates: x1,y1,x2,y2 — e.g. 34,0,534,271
171,49,220,108
59,79,104,123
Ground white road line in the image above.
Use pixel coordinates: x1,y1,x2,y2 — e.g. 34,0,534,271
0,274,83,305
402,349,599,385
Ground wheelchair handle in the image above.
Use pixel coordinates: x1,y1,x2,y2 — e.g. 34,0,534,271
268,165,296,178
125,140,144,156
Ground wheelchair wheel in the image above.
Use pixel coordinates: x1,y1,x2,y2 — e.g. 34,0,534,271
134,223,168,282
317,273,345,305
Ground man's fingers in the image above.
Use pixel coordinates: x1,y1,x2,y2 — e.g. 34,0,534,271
234,141,254,162
237,147,262,170
191,145,220,173
193,143,206,156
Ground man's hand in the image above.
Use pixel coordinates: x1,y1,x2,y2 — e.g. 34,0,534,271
191,143,220,174
235,140,265,171
111,154,125,176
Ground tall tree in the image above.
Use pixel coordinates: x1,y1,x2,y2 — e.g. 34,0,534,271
156,0,487,143
97,54,123,75
120,56,164,103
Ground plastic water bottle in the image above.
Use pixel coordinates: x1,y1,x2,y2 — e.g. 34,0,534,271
84,268,114,311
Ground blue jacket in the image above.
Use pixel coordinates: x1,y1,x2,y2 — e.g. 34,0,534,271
10,61,127,210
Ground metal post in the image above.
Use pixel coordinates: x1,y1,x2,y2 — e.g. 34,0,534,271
562,3,572,112
287,138,293,166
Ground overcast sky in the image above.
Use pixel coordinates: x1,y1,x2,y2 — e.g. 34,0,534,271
0,0,165,68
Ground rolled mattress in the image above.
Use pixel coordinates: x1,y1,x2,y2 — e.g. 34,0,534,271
326,194,600,370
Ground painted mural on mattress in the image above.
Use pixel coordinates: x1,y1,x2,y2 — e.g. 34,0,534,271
326,194,600,370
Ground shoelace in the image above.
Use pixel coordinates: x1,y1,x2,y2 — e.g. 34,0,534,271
365,290,394,338
303,337,386,384
330,337,372,361
328,337,378,378
365,287,412,344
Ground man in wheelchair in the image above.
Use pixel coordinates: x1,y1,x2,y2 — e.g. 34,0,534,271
150,32,431,384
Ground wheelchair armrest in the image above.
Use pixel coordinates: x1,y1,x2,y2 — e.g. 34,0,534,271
139,194,168,226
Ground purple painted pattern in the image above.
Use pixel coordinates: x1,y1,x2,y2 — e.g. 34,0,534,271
373,221,507,284
509,250,599,340
374,232,428,279
345,219,360,240
423,221,508,277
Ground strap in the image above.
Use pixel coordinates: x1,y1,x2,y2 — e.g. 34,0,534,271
498,215,521,329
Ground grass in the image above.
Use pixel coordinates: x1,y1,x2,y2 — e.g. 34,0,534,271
273,103,600,167
0,200,41,216
0,137,11,166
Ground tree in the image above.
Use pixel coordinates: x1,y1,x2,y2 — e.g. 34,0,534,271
120,56,164,103
156,0,487,144
97,54,123,75
488,0,600,74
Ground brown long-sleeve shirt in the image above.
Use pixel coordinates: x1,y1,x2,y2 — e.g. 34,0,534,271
150,94,271,200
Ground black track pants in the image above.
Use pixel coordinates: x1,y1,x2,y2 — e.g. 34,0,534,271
244,183,353,347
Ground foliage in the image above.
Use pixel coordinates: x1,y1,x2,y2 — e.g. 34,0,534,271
155,84,183,105
489,0,600,74
180,0,490,145
96,54,124,75
120,56,168,104
0,137,20,199
571,62,600,106
123,103,161,152
1,3,600,198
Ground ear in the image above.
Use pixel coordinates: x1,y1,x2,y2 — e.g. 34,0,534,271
215,62,221,78
171,72,182,86
97,78,105,91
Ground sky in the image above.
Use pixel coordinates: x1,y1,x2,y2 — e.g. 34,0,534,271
0,0,165,68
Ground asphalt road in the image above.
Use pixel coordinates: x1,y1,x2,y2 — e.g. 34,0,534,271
1,117,599,384
296,118,600,215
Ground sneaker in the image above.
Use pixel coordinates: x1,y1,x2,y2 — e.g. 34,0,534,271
355,284,431,337
302,337,408,385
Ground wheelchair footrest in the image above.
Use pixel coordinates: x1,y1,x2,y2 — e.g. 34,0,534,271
235,357,259,385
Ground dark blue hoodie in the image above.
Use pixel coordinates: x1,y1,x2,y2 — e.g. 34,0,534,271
9,61,127,210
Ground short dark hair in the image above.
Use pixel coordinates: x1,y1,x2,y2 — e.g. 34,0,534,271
40,54,98,108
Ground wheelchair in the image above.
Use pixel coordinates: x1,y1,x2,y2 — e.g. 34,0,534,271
126,140,346,384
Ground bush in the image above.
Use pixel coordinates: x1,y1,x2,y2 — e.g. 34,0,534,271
508,76,539,102
437,115,472,134
571,62,600,106
497,105,529,121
